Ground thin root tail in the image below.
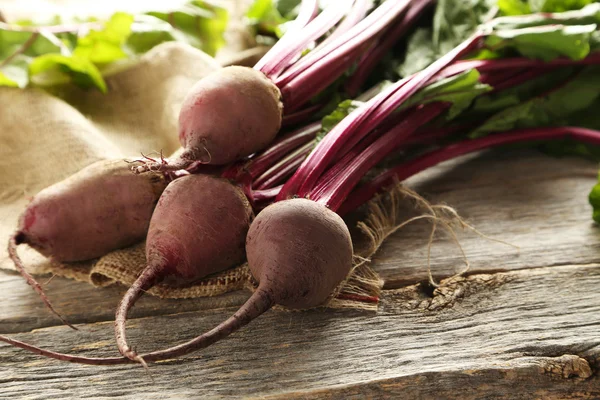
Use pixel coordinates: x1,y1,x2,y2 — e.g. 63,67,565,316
7,234,77,330
114,266,163,362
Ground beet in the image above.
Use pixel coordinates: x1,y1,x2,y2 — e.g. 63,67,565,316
115,198,353,364
8,159,168,327
114,173,254,362
135,66,283,173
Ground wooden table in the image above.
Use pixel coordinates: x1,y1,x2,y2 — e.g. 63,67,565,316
2,149,600,399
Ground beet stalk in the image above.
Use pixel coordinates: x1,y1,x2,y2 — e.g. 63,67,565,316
340,127,600,213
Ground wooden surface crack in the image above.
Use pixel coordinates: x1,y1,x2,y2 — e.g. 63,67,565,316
538,355,593,380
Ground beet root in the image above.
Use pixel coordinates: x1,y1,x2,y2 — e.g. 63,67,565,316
135,66,283,173
0,200,353,366
115,198,353,364
8,159,168,327
14,159,167,261
246,198,354,309
115,173,254,362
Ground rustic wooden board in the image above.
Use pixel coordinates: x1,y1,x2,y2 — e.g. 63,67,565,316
3,150,600,399
2,149,600,332
1,264,599,399
374,149,600,287
0,272,250,334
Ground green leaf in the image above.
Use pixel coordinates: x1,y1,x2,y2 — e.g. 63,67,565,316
0,30,64,60
0,71,19,87
147,1,228,56
29,53,107,92
538,95,600,160
246,0,300,38
276,0,302,18
567,98,600,129
246,0,286,37
432,0,497,53
0,1,229,92
540,139,600,161
399,0,496,76
397,28,437,77
485,24,597,61
126,16,177,54
541,98,600,161
470,66,600,137
400,1,600,76
0,54,30,88
73,12,134,64
498,0,531,16
529,0,596,13
404,69,493,119
589,178,600,223
317,99,364,142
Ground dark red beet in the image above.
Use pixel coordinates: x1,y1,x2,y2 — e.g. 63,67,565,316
114,198,353,364
8,159,168,328
114,173,254,362
246,198,353,308
135,66,283,173
13,159,167,262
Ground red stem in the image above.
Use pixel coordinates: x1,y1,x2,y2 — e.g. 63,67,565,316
256,0,351,79
311,108,414,199
254,141,314,190
495,66,563,92
253,0,318,74
309,129,381,202
278,32,485,201
345,0,434,97
313,0,373,50
324,62,578,212
311,64,537,202
279,0,413,111
282,103,322,125
252,186,283,203
439,52,600,79
221,122,320,182
314,103,449,211
246,122,320,179
284,44,368,113
339,126,600,214
405,122,479,147
275,0,378,87
478,67,526,86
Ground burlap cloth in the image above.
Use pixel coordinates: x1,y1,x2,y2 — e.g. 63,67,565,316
0,38,404,311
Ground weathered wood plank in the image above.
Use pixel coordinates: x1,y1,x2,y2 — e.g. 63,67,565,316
0,271,249,334
1,264,599,399
261,365,600,400
371,149,600,286
3,149,600,334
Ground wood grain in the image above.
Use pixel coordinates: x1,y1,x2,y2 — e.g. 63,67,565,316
261,366,600,400
371,149,600,286
0,272,250,334
3,150,600,399
1,264,600,399
3,149,600,333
